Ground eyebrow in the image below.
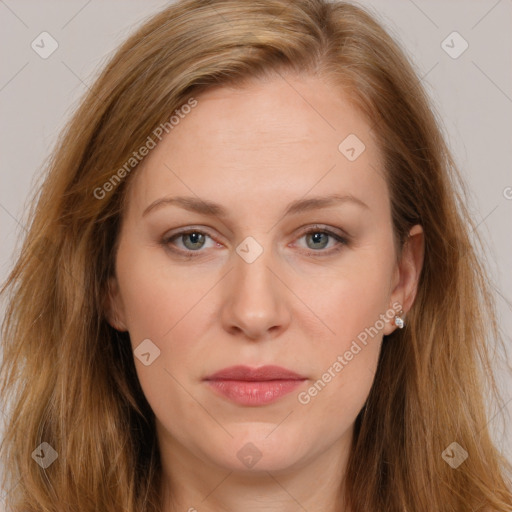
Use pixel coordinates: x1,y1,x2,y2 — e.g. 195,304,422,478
142,193,369,218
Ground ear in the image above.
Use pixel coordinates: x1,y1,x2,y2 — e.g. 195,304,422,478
383,224,424,335
104,276,128,332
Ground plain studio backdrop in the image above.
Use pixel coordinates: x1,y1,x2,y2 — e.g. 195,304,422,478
0,0,511,504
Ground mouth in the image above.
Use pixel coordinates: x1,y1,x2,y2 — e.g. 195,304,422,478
203,365,307,406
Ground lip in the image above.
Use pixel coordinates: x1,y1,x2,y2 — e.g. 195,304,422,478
205,365,306,381
204,365,307,406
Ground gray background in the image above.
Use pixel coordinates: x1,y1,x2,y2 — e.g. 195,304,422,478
1,0,511,503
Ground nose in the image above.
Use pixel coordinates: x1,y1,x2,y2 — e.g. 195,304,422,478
220,243,292,341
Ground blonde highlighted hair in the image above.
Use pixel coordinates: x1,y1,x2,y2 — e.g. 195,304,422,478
1,0,511,510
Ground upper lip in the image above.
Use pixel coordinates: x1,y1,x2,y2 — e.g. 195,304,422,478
204,365,306,381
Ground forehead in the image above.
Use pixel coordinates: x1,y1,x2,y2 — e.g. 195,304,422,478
125,74,387,218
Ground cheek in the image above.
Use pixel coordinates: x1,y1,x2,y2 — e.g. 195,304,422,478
299,250,394,350
114,246,209,417
114,241,222,386
115,239,198,340
296,277,385,429
294,247,394,407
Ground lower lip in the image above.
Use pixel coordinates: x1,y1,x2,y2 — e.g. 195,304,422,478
205,379,305,406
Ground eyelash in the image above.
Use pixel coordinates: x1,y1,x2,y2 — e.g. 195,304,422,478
161,225,349,259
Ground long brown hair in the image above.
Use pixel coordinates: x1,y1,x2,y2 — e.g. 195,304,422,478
1,1,511,510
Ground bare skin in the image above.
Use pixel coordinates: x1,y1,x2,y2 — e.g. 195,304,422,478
106,73,424,512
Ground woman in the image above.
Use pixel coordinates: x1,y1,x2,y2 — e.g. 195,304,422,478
1,0,511,511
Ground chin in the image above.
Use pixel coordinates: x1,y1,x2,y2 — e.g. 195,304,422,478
211,432,311,474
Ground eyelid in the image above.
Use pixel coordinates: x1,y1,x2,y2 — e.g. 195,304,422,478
296,224,349,241
161,226,219,256
293,224,349,256
162,224,349,257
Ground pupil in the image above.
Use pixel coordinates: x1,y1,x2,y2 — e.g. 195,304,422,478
309,232,327,249
185,232,204,249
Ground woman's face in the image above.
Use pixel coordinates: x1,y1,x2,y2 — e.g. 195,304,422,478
107,74,423,476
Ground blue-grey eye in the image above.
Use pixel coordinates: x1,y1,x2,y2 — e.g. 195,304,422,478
305,231,330,250
181,232,206,250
